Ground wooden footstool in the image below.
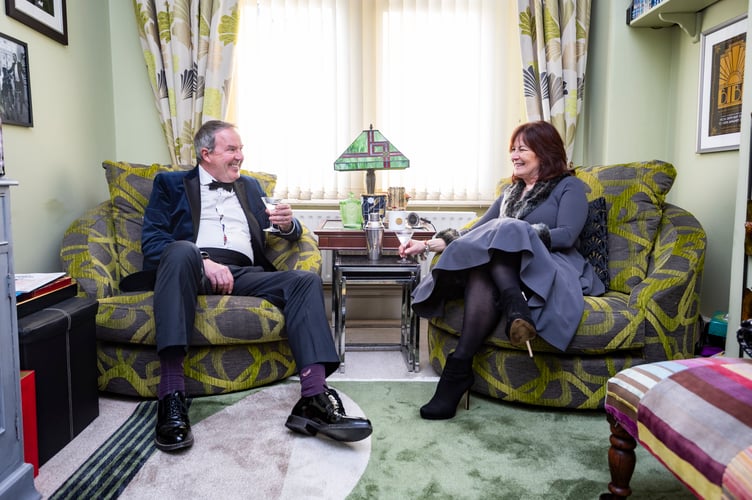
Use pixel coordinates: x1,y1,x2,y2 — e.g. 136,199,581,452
603,357,752,499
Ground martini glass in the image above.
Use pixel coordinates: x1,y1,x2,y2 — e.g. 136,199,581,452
395,228,415,263
261,196,282,232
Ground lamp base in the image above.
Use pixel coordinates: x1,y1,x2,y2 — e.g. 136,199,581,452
365,169,375,194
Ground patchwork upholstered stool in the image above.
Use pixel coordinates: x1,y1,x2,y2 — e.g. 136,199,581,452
603,357,752,499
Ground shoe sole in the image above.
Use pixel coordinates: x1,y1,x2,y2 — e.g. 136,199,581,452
509,318,537,346
285,415,373,442
154,434,194,452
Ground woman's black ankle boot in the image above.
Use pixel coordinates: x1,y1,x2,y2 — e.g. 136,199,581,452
420,353,474,420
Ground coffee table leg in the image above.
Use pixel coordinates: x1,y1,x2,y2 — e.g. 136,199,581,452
333,268,345,373
408,271,420,372
399,270,420,372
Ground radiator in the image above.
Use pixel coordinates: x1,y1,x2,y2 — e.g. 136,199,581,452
295,209,478,282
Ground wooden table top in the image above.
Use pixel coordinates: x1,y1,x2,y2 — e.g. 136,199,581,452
313,218,433,251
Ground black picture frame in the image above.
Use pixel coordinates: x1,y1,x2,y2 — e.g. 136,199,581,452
0,32,32,127
5,0,67,46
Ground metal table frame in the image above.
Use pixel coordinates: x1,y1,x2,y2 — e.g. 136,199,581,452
332,254,421,372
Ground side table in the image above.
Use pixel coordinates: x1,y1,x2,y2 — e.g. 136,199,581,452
333,254,422,372
315,218,433,372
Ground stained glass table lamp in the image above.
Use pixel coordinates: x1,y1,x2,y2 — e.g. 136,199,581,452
334,125,409,194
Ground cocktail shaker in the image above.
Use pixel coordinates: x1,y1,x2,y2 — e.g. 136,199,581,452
365,212,384,260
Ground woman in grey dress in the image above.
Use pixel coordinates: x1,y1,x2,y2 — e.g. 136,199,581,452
399,121,605,420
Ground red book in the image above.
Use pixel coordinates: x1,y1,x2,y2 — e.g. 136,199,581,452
16,275,73,303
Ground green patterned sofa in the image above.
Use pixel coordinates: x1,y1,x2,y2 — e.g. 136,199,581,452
60,161,322,398
426,160,707,409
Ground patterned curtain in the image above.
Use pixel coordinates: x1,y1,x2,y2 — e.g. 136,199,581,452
517,0,591,158
133,0,240,164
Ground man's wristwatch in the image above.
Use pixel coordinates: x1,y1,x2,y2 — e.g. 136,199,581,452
200,251,210,259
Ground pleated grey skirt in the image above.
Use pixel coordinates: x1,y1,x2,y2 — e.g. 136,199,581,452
412,217,604,351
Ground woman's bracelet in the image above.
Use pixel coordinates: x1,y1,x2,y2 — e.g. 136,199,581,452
423,240,432,258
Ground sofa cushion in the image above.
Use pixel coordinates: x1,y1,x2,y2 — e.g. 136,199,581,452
95,292,288,347
575,161,675,295
102,160,277,278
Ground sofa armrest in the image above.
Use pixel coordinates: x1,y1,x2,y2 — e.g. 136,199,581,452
60,201,119,299
628,204,706,360
265,223,322,274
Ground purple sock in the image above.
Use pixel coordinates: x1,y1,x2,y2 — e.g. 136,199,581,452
158,347,186,399
299,363,327,398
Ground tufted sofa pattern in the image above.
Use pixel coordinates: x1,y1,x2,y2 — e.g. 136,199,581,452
60,161,323,398
426,160,707,409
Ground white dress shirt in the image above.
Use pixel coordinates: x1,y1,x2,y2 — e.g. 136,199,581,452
194,166,254,263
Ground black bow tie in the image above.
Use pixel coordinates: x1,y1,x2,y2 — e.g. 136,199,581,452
208,180,235,192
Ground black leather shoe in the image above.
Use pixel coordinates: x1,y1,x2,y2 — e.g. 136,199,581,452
285,388,373,442
154,391,194,452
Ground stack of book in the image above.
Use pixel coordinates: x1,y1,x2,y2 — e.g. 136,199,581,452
15,272,77,318
629,0,665,21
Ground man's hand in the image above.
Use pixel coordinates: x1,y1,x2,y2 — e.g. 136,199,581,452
267,202,294,233
203,259,234,294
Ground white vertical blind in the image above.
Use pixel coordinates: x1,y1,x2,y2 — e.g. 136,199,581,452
233,0,523,202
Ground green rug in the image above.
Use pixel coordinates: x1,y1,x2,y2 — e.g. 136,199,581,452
50,381,693,499
336,381,692,500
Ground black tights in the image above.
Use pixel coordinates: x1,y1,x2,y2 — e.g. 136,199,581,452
452,252,523,359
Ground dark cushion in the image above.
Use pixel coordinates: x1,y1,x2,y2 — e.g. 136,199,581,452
578,196,609,290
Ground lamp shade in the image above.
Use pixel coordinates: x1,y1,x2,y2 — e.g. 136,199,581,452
334,126,409,193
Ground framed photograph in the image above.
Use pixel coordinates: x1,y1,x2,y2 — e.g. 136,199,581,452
5,0,67,45
0,32,32,127
697,16,747,153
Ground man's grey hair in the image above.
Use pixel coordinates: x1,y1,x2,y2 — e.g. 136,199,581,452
194,120,237,164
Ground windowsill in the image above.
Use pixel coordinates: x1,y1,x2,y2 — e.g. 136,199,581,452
287,199,493,212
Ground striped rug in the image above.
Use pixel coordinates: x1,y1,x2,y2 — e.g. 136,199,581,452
42,384,369,499
48,400,162,499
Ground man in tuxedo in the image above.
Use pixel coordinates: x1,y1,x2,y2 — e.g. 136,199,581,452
134,120,372,451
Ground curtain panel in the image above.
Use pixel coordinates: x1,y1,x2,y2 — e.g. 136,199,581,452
517,0,591,159
233,0,523,202
133,0,240,164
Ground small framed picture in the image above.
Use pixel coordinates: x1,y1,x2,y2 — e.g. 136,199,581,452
697,16,747,153
5,0,67,45
0,32,31,127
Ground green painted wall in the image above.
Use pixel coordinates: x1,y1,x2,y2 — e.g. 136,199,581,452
0,1,116,274
0,1,167,274
109,1,168,163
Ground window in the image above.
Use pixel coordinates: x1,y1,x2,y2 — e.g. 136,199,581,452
233,0,523,203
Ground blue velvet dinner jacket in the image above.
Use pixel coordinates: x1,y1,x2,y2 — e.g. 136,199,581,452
140,166,302,273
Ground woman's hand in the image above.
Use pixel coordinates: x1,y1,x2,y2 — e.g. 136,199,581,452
203,259,234,294
399,238,447,258
399,238,423,258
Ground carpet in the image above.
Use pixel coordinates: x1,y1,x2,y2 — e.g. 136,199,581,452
39,381,693,499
